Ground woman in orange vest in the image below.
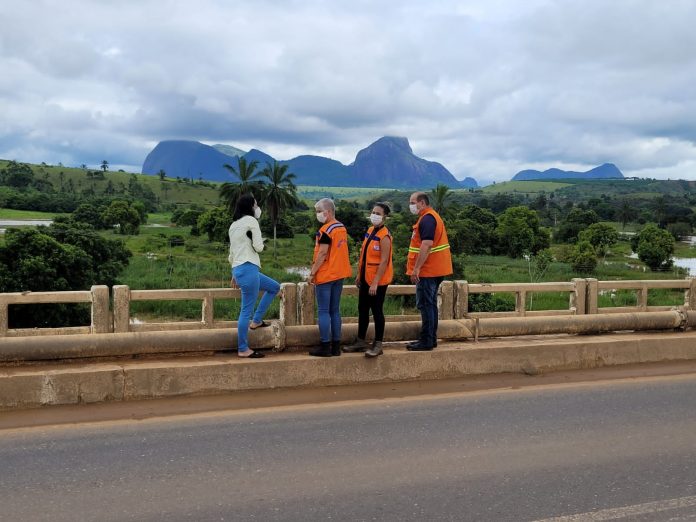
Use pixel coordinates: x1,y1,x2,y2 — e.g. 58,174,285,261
308,198,352,357
343,202,393,357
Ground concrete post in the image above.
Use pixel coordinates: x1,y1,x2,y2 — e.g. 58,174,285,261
202,296,214,327
454,280,468,319
297,282,315,325
279,283,298,327
0,300,8,336
638,283,648,311
516,290,527,316
687,277,696,310
113,285,131,333
90,285,111,334
586,278,599,314
438,281,454,320
571,278,587,315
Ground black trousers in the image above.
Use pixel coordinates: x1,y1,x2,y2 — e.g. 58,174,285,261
358,282,388,342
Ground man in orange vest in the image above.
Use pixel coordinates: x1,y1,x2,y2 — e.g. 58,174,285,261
406,191,453,351
308,198,352,357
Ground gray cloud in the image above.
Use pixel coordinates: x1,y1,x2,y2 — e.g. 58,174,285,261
1,0,695,181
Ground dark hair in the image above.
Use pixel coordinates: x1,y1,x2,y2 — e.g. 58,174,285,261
416,193,430,206
374,202,391,215
233,194,256,221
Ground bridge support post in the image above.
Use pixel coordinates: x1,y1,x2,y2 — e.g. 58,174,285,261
571,278,587,315
113,285,131,333
90,285,111,334
280,283,298,327
298,282,315,325
438,281,454,320
454,280,468,319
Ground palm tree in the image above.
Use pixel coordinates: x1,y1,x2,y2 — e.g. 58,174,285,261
259,161,298,258
100,160,109,172
617,199,636,230
219,157,261,211
431,183,452,213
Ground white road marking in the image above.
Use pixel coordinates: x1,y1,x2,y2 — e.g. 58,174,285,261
535,495,696,521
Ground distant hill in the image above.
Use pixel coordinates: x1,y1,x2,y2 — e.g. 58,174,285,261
512,163,624,181
142,137,473,189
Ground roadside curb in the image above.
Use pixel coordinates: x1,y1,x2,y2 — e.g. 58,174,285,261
2,331,696,410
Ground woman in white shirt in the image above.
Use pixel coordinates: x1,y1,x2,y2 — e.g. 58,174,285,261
229,194,280,358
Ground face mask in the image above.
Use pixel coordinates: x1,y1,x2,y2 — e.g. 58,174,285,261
316,211,327,224
409,203,419,215
254,207,262,219
370,213,382,226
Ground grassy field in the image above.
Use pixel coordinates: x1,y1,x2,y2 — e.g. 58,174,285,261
480,181,572,194
296,185,392,203
0,208,60,219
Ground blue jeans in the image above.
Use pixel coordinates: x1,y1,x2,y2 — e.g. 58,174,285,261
232,262,280,352
316,279,344,343
416,276,444,346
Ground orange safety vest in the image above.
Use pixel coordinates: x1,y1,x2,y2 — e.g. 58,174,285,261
406,208,453,277
358,225,393,286
313,219,352,284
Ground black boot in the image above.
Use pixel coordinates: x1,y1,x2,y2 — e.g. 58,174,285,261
309,342,332,357
331,340,341,356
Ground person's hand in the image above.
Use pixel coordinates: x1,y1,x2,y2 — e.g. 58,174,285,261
410,268,420,284
230,277,239,289
369,282,378,295
308,273,316,285
355,276,361,288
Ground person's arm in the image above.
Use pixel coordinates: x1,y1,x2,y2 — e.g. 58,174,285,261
370,235,392,295
250,218,264,253
410,240,432,283
309,243,329,285
410,215,436,284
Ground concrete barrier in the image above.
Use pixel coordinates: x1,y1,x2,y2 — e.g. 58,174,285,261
4,330,696,410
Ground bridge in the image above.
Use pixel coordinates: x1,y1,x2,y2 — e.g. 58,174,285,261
2,278,696,409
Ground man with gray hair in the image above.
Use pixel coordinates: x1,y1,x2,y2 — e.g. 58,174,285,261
308,198,352,357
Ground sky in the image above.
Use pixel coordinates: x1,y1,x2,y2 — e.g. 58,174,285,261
1,0,696,184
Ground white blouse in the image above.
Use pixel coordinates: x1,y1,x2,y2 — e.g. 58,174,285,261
228,215,265,268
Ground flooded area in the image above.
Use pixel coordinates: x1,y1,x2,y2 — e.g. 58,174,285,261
0,219,53,233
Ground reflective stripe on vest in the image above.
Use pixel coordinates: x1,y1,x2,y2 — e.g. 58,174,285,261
406,208,453,277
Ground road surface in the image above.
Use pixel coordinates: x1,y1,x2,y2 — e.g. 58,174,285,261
2,369,696,521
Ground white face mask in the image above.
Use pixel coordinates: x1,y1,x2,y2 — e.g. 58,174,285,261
254,207,262,219
409,203,419,215
370,213,382,226
316,211,327,224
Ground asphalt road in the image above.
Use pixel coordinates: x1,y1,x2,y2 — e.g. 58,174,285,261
2,374,696,521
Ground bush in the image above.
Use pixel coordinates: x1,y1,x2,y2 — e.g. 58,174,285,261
571,240,597,274
634,224,674,271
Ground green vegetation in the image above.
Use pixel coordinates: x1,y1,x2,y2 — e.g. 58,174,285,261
481,180,572,194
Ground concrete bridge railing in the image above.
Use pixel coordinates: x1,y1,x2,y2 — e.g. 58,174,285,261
1,278,696,338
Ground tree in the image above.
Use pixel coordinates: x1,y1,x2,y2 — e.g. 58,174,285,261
101,200,141,235
259,161,298,258
158,169,166,181
571,240,598,274
0,223,130,328
617,199,637,229
555,208,599,243
101,160,109,173
634,224,674,271
496,206,550,258
578,223,619,262
72,203,107,229
220,157,261,210
1,161,34,188
197,207,232,242
431,184,451,214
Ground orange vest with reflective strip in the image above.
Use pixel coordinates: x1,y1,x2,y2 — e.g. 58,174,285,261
358,225,393,286
313,219,352,284
406,208,453,277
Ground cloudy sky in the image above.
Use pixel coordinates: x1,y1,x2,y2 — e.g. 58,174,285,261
2,0,696,184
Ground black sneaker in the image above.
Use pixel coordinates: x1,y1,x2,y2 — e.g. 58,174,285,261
407,342,434,351
309,342,332,357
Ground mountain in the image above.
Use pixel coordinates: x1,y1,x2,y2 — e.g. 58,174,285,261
212,144,247,157
459,177,478,188
512,163,624,181
142,136,475,188
142,140,236,181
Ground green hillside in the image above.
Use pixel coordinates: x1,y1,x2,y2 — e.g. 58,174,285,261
0,159,221,207
481,180,572,194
